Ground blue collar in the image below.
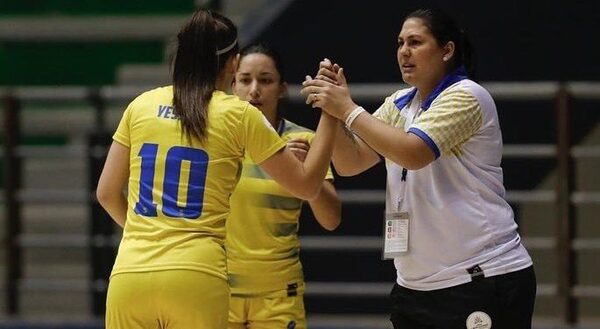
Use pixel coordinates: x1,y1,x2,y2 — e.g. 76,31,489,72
277,118,285,136
394,66,468,112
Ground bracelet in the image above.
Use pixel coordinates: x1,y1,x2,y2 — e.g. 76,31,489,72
344,106,366,128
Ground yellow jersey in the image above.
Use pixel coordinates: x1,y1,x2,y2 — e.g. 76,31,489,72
110,86,286,281
226,119,333,296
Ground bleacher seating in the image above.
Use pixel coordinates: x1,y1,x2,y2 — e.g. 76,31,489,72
1,1,600,328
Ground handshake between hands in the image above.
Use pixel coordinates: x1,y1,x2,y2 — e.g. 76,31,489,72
300,58,359,122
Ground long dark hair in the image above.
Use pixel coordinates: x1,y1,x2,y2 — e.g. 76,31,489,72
405,8,475,78
172,9,238,141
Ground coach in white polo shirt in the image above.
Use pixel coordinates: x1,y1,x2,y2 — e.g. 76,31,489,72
302,8,536,329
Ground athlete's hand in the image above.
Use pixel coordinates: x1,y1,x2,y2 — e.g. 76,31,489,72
316,58,340,85
303,58,342,107
302,66,356,119
287,139,310,162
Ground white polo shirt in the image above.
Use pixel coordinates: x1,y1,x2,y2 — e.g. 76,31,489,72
373,79,532,291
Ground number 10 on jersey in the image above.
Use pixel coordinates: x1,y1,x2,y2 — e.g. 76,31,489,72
134,143,209,219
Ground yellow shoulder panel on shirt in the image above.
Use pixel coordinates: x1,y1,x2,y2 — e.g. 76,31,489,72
413,86,483,155
373,88,413,128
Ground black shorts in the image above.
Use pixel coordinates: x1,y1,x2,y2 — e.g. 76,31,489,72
389,266,536,329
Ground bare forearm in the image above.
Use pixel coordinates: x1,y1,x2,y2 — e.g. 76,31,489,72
299,113,338,192
348,111,434,170
307,180,341,231
99,194,128,228
96,141,130,228
331,122,380,176
301,66,433,169
261,113,338,200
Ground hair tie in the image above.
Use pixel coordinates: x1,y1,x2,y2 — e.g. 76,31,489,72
216,38,238,55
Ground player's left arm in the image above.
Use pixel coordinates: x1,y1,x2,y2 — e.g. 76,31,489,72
96,141,129,228
307,179,341,231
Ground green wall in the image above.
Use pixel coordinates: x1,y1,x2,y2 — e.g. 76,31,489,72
0,0,220,85
1,42,165,85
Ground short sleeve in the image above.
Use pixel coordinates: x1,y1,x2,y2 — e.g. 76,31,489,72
372,94,398,124
242,105,287,164
409,88,483,157
113,103,133,147
373,89,412,128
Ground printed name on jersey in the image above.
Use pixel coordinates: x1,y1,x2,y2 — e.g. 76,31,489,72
157,105,179,120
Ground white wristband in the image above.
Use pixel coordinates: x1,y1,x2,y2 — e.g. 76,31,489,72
344,106,366,128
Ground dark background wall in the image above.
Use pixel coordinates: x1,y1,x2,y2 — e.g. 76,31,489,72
251,0,600,83
2,0,597,85
250,0,599,200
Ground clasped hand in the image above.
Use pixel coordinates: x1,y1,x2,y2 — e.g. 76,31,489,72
300,58,358,121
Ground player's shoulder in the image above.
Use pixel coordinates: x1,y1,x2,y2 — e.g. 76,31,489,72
281,119,314,139
210,91,252,117
136,85,172,100
127,85,173,110
213,90,245,105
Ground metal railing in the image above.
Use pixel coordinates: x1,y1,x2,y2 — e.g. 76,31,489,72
1,82,600,324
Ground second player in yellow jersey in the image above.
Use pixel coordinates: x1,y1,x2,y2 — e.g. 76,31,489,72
227,44,341,329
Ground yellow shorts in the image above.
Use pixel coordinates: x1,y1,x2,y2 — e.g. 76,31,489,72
106,270,229,329
228,293,306,329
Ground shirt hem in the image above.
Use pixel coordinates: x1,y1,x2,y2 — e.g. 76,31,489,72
111,264,227,281
395,259,533,291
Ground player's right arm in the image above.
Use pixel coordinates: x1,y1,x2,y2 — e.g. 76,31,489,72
258,113,337,201
96,141,129,228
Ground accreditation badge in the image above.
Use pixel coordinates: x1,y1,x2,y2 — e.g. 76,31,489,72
382,211,409,259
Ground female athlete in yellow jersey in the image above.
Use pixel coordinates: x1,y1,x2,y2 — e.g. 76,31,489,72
227,44,341,329
96,9,337,329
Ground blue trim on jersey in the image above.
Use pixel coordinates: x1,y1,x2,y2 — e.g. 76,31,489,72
277,119,285,136
393,88,417,111
408,127,441,159
394,66,468,112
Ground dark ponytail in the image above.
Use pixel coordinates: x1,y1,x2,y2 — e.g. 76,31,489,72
172,9,238,141
405,9,475,78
